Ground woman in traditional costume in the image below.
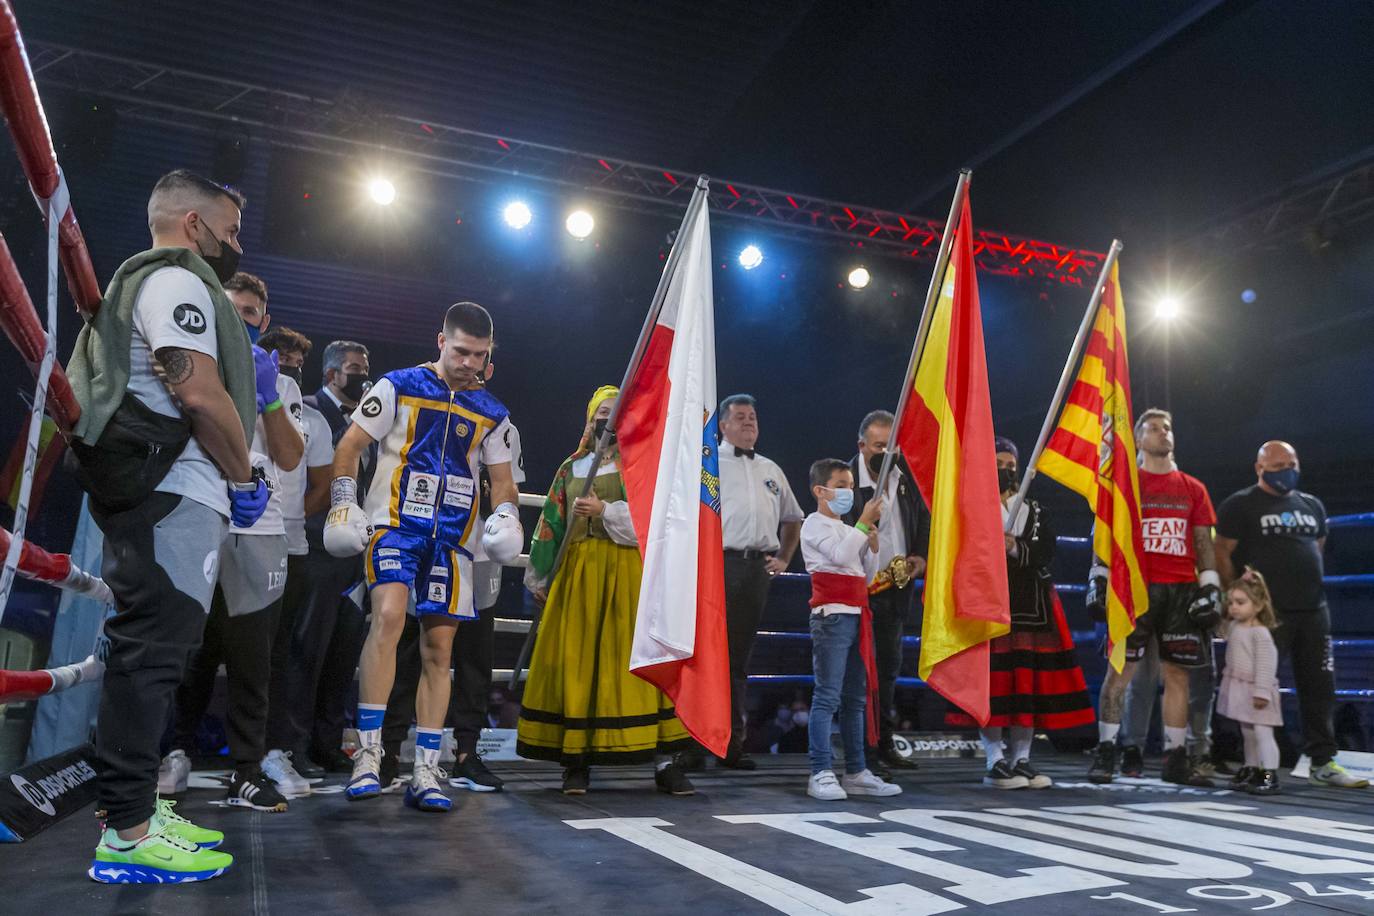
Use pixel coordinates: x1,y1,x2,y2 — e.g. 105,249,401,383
516,386,695,795
977,436,1096,789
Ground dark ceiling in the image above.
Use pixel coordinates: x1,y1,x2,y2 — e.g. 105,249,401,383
15,0,1374,255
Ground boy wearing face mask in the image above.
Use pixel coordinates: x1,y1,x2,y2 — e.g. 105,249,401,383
847,409,930,777
800,459,901,800
1215,441,1365,788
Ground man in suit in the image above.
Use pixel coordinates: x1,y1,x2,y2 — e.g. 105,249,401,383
844,410,929,777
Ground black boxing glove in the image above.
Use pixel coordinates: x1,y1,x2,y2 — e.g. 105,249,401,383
1188,570,1223,629
1085,564,1109,623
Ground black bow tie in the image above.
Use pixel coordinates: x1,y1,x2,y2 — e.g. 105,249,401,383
733,446,755,459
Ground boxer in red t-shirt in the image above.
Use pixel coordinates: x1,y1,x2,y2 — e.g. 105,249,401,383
1087,409,1221,786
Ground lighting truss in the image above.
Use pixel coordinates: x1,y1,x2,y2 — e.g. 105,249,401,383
1194,152,1374,252
28,41,1105,283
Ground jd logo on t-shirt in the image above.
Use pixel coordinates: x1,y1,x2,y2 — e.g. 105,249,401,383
173,303,207,333
360,397,382,418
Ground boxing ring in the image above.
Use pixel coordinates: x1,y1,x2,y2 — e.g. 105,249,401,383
5,9,1374,912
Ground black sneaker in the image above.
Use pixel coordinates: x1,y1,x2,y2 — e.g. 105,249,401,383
1087,741,1117,784
655,764,696,796
226,769,289,812
1247,769,1280,796
292,754,326,780
379,749,406,794
311,749,355,773
868,759,892,782
716,750,757,771
677,748,707,772
562,766,590,795
1011,758,1052,789
1119,745,1144,778
451,753,504,792
983,759,1030,789
1162,747,1214,787
880,746,920,771
1228,766,1259,790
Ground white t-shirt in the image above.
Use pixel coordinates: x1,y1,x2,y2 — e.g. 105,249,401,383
128,266,228,518
281,401,334,555
800,512,878,615
232,373,305,536
718,446,803,553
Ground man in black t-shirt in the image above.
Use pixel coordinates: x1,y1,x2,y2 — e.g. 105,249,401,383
1215,440,1368,789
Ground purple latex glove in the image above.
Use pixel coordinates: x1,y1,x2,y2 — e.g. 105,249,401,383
253,345,280,413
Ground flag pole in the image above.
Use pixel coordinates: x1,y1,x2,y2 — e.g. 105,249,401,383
1003,239,1123,531
510,177,711,688
874,169,971,496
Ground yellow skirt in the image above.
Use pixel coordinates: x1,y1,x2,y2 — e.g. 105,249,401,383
517,536,691,765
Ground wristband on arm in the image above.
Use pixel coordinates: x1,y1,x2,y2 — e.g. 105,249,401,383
262,399,283,413
854,521,871,535
331,476,358,507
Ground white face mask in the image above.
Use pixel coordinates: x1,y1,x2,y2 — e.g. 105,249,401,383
791,710,809,728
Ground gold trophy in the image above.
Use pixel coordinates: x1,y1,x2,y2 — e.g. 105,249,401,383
870,555,914,595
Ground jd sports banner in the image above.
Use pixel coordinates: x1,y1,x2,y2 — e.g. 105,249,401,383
0,743,98,842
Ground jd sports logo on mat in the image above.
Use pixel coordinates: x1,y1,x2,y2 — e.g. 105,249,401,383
173,303,207,333
360,398,382,418
10,775,55,816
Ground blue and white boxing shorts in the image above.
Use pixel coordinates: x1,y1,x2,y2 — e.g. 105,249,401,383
365,527,475,620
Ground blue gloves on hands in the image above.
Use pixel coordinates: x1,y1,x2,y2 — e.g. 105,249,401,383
228,475,270,528
253,345,281,413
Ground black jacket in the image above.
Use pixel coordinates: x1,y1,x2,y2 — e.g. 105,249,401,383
1006,497,1056,630
842,453,930,562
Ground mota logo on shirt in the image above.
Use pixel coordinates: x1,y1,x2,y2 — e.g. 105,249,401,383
1260,509,1319,535
172,303,207,334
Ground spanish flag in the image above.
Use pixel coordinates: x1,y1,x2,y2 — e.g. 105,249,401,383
1036,260,1148,671
897,192,1010,725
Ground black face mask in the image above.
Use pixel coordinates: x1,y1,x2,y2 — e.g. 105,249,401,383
195,224,240,284
593,418,614,444
280,365,303,387
341,372,371,403
867,451,886,476
998,467,1019,493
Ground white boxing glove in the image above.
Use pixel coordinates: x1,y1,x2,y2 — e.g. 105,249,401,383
481,503,524,566
325,476,373,557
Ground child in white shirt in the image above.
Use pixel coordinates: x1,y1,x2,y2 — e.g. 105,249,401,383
801,458,902,800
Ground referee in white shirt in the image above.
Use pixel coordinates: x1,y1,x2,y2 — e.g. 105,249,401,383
686,394,803,769
847,409,928,776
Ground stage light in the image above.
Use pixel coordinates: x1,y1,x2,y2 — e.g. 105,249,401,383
1155,296,1181,320
738,245,763,270
367,178,396,206
503,201,532,230
1241,288,1257,304
847,266,871,290
565,210,594,239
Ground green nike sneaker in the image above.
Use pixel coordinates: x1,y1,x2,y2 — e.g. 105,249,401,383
89,815,233,884
157,796,224,848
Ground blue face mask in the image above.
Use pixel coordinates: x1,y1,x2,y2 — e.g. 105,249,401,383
825,487,855,516
244,321,261,344
1262,467,1299,494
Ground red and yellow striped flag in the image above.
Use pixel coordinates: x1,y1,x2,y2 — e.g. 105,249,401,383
1036,260,1148,670
897,193,1010,725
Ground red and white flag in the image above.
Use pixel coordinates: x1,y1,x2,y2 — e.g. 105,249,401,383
618,186,731,757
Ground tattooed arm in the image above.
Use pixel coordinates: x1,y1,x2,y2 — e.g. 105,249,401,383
154,346,253,484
